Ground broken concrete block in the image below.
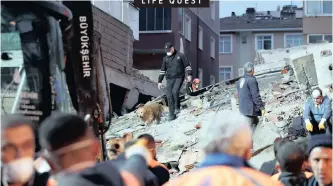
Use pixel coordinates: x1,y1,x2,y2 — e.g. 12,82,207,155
275,121,288,128
266,114,280,123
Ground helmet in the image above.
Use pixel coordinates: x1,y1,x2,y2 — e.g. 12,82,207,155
193,78,201,84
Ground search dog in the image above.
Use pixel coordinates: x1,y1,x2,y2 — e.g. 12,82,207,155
136,101,168,125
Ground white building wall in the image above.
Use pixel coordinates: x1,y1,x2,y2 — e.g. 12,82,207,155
91,0,139,40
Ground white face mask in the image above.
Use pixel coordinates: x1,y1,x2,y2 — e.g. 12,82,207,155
4,157,34,184
166,52,172,56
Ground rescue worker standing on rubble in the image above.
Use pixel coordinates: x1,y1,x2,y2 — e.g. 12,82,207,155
236,62,265,130
157,42,192,121
165,111,283,186
303,88,332,135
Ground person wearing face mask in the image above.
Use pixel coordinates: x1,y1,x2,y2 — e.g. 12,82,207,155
158,42,192,121
38,112,151,186
303,88,332,135
1,115,50,186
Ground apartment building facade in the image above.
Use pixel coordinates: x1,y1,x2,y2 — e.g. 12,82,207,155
303,0,332,43
133,2,220,87
219,6,305,81
89,1,160,114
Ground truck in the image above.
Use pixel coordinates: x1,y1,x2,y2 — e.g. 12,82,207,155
1,1,111,161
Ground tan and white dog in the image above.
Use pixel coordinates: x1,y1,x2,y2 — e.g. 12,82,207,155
136,101,168,125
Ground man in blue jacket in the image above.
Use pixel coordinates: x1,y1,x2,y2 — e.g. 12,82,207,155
236,62,265,130
303,88,332,135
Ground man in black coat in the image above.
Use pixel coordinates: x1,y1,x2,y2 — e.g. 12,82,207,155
158,42,192,121
236,62,265,130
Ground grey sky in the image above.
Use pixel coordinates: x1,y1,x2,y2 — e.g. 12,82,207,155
219,1,303,18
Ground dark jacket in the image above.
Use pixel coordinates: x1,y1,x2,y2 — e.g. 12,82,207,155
278,172,308,186
307,175,332,186
236,73,265,116
56,161,124,186
112,153,159,186
158,50,192,83
303,96,332,123
259,159,278,176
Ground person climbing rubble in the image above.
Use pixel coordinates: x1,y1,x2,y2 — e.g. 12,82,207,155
37,112,153,186
164,110,282,186
306,134,332,186
236,62,265,130
137,134,170,186
186,78,201,96
157,42,192,121
303,88,332,135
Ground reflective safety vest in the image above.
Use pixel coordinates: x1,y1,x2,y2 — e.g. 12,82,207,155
271,171,313,180
164,166,283,186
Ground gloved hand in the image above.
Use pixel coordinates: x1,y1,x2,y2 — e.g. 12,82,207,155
261,109,266,116
158,83,163,90
187,76,192,82
125,139,151,164
305,122,313,132
319,121,325,130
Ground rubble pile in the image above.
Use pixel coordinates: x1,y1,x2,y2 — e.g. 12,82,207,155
106,73,308,177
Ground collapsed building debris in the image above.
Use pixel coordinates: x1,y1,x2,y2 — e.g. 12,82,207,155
106,43,332,177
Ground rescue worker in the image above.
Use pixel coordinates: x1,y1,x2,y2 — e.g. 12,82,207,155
1,115,49,186
137,134,170,186
38,112,152,186
186,78,201,96
157,42,192,121
236,62,265,130
307,134,332,186
274,141,309,186
164,110,283,186
303,88,332,135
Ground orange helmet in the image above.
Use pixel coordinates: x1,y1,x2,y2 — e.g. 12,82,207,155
193,78,200,84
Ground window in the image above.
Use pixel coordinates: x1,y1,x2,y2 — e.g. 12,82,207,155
308,34,333,43
220,35,232,53
198,26,203,50
305,0,332,16
210,2,215,20
184,14,191,41
139,8,171,31
219,67,232,81
178,8,184,34
284,34,304,47
210,37,215,58
255,34,273,50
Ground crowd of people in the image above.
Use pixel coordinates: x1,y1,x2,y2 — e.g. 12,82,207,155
1,54,332,186
1,110,332,186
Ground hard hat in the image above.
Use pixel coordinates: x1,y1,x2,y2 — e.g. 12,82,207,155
193,78,201,84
